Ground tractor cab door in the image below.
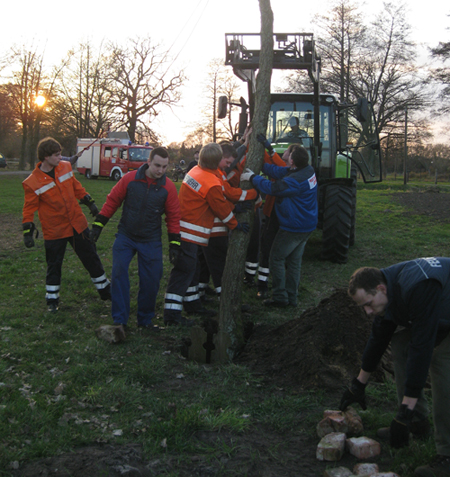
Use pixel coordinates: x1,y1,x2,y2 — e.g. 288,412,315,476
339,99,382,183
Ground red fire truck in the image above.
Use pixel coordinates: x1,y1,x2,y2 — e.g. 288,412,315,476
76,132,153,181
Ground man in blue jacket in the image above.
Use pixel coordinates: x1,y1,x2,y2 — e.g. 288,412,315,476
340,257,450,477
241,145,318,307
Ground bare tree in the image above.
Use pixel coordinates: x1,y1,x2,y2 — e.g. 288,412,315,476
217,0,274,360
0,84,18,155
107,37,185,143
430,37,450,115
287,1,431,145
51,41,115,143
5,46,47,168
316,0,364,103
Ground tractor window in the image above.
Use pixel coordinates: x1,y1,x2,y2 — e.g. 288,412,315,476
268,101,332,167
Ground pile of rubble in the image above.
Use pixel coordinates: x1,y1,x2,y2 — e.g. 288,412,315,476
316,407,400,477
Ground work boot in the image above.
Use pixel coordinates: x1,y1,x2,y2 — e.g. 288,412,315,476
377,418,431,441
243,274,256,287
186,306,217,318
256,289,269,299
47,302,59,313
414,455,450,477
99,284,112,301
263,298,289,308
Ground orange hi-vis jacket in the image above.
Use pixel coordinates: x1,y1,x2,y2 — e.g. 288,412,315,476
179,166,238,246
210,169,258,238
22,161,89,240
262,150,286,217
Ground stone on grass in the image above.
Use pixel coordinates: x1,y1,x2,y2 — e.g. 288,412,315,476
317,411,349,438
346,436,381,459
344,407,364,436
95,324,126,344
323,466,353,477
353,462,379,475
317,432,346,461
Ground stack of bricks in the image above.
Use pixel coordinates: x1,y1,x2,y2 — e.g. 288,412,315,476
316,408,400,476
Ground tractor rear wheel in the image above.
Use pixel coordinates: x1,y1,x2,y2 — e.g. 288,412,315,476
321,184,352,264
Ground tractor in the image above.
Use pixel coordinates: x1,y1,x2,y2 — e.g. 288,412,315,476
218,33,382,263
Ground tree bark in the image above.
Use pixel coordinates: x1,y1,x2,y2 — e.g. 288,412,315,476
218,0,274,360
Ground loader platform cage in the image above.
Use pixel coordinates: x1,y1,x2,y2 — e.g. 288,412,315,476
225,33,320,81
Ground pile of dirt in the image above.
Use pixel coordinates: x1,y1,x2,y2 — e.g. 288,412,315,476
237,288,384,391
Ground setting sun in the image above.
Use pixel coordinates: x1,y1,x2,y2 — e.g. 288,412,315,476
34,95,46,107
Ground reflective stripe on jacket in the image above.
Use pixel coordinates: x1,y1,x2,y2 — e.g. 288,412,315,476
179,166,238,245
210,169,258,238
22,161,89,240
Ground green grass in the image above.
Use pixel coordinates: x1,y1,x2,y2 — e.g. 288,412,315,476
1,173,449,476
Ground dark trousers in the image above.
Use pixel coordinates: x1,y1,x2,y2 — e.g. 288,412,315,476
202,235,229,295
244,211,260,281
257,212,279,291
164,241,203,320
44,228,109,304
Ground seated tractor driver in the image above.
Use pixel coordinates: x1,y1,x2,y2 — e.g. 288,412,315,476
284,117,310,144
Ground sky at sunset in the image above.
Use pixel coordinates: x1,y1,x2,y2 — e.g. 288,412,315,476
2,0,449,144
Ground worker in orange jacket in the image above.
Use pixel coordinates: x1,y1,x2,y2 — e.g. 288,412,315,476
163,143,250,326
22,137,111,313
197,142,259,298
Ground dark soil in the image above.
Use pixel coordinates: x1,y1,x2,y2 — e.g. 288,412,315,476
10,189,448,477
236,289,378,391
392,188,450,223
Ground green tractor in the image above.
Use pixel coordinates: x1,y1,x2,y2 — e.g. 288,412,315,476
219,33,382,263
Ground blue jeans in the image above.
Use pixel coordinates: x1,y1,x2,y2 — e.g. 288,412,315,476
269,229,311,305
111,233,163,326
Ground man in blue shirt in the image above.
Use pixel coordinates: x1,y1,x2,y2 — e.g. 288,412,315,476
241,145,318,307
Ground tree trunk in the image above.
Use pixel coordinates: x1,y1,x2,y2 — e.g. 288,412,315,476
218,0,274,361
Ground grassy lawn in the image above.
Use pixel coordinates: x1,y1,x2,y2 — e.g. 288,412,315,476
1,172,450,476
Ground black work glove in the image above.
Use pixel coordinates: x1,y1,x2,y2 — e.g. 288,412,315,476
233,201,253,214
168,233,181,265
22,222,38,248
339,377,367,411
80,194,99,217
90,214,109,243
390,404,415,448
235,222,250,233
256,133,274,155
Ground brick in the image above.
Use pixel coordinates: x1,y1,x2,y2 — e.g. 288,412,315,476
346,437,381,459
344,407,364,436
323,467,353,477
317,411,349,438
353,463,379,475
317,432,347,461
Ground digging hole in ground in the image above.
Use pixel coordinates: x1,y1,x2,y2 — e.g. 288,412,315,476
181,289,392,388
